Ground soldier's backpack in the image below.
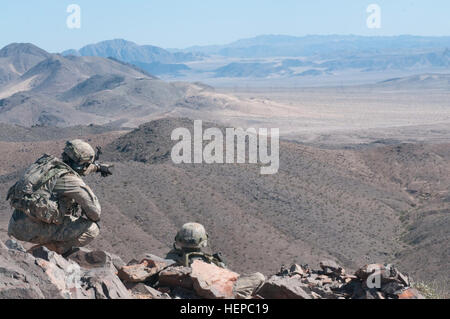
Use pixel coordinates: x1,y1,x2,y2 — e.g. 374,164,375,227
6,154,76,225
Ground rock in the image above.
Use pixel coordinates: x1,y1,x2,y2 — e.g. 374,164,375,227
289,264,306,277
0,246,88,299
158,266,194,290
118,258,167,283
32,246,78,273
396,288,425,299
67,248,125,271
138,253,176,267
309,285,338,299
0,253,45,299
397,272,410,287
320,260,345,276
355,264,391,281
381,281,405,295
81,268,132,299
257,276,312,299
233,272,266,299
5,239,26,253
190,260,240,299
126,282,169,299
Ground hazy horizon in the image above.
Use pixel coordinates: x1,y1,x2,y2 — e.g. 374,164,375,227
2,1,450,52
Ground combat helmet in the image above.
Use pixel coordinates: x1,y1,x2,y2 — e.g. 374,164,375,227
62,139,96,174
175,223,208,250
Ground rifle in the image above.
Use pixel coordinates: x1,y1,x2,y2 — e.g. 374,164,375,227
94,146,114,177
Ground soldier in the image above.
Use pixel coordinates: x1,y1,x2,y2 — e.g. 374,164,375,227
6,139,113,256
166,223,227,269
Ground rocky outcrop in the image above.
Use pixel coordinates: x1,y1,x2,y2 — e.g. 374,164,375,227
0,240,426,299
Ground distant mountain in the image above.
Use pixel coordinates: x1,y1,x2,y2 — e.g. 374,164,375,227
321,49,450,72
184,34,450,58
63,39,203,64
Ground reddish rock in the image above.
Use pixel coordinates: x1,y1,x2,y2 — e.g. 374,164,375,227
397,288,425,299
118,259,167,283
190,260,239,299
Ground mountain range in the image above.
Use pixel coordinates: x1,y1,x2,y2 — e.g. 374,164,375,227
0,43,244,127
58,36,450,81
181,34,450,58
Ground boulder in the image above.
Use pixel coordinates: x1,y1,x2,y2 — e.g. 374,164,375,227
81,268,132,299
0,253,45,299
233,272,266,299
158,266,194,290
118,258,167,283
190,260,240,299
1,244,87,299
67,248,125,271
256,276,312,299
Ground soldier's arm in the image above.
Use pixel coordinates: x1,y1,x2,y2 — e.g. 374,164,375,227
53,174,101,222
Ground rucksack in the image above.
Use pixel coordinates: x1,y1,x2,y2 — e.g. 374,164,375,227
6,154,77,225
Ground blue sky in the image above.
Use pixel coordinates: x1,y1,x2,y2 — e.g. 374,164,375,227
1,0,450,52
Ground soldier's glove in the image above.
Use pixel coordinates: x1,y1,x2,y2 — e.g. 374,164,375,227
94,162,114,177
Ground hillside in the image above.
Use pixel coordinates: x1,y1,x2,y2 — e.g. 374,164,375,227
0,43,249,127
0,118,447,294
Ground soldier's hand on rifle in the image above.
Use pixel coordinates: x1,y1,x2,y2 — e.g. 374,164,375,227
93,146,113,177
94,162,114,177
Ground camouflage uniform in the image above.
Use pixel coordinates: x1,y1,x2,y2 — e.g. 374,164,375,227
7,140,102,255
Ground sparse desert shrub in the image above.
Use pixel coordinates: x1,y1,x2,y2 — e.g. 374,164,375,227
413,281,447,299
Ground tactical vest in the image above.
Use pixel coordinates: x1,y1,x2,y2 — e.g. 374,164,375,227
178,250,227,269
6,154,78,225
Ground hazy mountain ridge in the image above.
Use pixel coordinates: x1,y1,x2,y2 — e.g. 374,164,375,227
63,39,202,64
184,34,450,57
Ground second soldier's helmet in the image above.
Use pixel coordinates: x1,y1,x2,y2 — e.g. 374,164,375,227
175,223,208,249
62,139,96,174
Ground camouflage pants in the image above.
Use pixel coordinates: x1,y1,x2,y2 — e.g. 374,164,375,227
8,210,100,254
